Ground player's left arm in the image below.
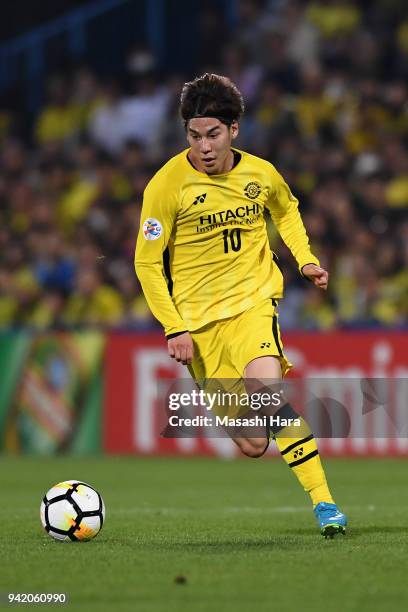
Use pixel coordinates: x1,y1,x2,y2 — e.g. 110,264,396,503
300,263,329,290
266,169,329,290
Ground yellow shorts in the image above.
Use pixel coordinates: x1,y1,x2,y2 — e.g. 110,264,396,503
189,298,292,381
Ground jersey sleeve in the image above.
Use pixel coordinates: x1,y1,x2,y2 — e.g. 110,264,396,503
134,176,187,336
265,168,320,273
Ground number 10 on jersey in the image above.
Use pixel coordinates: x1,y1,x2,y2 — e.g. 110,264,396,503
222,229,242,253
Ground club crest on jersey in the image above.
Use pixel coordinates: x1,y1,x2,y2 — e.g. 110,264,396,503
143,218,162,240
244,181,262,199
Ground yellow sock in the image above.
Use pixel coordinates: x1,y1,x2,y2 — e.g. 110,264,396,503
274,418,334,506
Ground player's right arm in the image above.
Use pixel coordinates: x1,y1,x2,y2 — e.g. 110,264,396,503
167,331,194,366
134,176,187,338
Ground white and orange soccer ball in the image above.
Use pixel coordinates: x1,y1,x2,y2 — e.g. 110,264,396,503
40,480,105,542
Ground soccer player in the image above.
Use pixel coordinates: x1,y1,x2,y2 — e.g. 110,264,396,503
135,74,347,537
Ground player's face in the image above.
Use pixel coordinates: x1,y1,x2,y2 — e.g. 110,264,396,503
186,117,238,175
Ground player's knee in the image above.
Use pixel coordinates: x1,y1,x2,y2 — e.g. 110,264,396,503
238,439,268,458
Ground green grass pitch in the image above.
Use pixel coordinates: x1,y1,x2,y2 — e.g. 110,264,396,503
0,455,407,612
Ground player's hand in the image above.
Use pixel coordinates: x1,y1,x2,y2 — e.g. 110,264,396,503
301,264,329,290
168,332,194,365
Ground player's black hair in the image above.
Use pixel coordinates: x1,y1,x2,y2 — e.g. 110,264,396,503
180,73,245,128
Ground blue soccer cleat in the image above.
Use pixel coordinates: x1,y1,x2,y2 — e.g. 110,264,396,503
314,502,347,538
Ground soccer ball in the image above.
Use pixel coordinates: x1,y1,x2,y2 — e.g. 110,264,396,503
40,480,105,542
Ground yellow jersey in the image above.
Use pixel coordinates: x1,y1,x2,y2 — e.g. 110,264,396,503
135,148,319,336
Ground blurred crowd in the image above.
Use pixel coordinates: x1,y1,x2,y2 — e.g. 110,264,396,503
0,0,407,331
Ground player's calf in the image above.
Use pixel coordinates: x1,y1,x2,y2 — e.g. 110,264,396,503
233,436,269,458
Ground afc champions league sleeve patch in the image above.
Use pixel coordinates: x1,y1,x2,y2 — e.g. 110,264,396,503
143,218,162,240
